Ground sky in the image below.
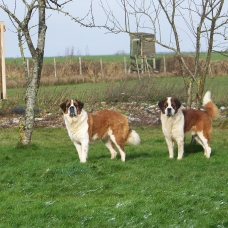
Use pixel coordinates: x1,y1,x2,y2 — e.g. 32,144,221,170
1,1,228,58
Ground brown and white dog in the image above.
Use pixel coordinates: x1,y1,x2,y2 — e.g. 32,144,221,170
158,91,219,159
60,99,140,163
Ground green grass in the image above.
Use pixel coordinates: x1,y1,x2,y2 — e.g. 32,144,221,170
1,126,228,227
5,51,228,64
1,57,228,227
5,55,131,64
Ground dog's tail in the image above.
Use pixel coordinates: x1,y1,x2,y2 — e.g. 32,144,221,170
203,91,219,119
126,129,140,146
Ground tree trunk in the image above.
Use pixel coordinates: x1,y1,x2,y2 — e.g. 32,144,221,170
19,0,46,145
21,63,39,145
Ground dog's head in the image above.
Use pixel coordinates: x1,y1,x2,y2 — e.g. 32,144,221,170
60,99,84,117
158,97,181,116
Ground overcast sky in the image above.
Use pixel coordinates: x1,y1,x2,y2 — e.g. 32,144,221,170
1,1,228,58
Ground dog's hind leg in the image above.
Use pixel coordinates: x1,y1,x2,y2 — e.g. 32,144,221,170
195,132,211,158
110,135,126,162
102,137,118,159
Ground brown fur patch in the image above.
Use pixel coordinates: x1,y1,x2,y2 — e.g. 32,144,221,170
183,109,212,145
182,100,218,145
158,98,168,114
87,110,130,151
170,97,181,113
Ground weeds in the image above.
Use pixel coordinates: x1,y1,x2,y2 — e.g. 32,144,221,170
5,55,228,89
3,77,228,118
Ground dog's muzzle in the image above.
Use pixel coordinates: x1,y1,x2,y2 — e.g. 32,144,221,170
68,105,77,117
167,108,172,116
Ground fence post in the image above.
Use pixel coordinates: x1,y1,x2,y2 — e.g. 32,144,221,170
100,58,104,78
124,57,127,74
163,55,166,74
79,57,82,75
141,58,144,74
153,57,156,70
0,21,6,101
54,58,57,77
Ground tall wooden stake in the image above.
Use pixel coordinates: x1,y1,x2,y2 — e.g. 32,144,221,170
0,21,7,101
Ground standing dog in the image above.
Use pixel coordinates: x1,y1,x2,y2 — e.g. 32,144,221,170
60,99,140,163
158,91,218,159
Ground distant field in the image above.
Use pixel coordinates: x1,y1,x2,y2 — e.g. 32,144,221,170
5,52,228,64
5,55,130,64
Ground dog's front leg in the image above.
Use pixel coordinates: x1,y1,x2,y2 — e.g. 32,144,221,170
80,140,89,163
176,137,184,160
74,142,82,162
165,138,174,159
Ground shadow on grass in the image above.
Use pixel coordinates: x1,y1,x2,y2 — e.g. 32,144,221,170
184,143,203,155
184,141,217,158
91,151,151,161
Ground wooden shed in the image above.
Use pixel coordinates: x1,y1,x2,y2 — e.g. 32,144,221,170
129,33,156,73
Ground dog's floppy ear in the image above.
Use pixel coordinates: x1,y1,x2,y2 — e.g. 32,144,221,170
77,100,84,109
158,99,165,110
174,98,181,109
60,100,68,112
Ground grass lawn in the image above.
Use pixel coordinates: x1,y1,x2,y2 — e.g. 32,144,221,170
0,126,228,227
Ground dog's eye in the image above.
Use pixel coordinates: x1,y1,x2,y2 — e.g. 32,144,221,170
171,104,175,108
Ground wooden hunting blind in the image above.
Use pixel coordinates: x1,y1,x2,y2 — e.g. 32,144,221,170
130,32,155,58
129,33,156,73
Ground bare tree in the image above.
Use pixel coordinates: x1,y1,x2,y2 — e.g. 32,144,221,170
0,0,104,145
100,0,227,108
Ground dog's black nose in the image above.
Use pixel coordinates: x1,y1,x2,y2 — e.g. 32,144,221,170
167,108,172,113
69,106,76,116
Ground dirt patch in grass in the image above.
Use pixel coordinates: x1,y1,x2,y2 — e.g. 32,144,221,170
0,102,161,129
1,101,227,129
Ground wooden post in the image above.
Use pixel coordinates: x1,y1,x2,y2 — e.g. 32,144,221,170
141,58,144,74
0,21,6,101
79,57,82,75
135,55,140,80
124,57,127,74
163,55,166,74
153,57,156,70
208,63,212,76
145,56,151,78
54,58,57,77
100,58,104,78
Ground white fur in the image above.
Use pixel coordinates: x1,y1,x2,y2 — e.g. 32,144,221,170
160,108,185,159
203,91,211,105
63,109,137,162
165,97,176,116
193,131,211,158
63,109,90,163
127,130,141,146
